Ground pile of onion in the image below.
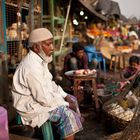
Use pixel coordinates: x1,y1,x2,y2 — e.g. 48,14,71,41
74,69,96,75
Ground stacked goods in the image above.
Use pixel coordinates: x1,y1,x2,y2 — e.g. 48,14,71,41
104,85,140,140
107,101,135,122
103,94,138,131
7,23,18,39
118,89,140,140
73,69,96,75
7,23,29,40
103,75,139,132
117,46,132,53
106,99,140,140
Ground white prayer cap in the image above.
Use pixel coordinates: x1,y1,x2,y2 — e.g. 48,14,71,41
29,28,53,43
128,31,138,39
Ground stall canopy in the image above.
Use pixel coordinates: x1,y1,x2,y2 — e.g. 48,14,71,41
78,0,107,21
95,0,112,15
78,0,124,21
108,1,121,17
120,14,128,23
96,0,121,18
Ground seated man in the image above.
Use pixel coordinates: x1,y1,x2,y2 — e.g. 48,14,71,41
11,28,83,140
63,42,88,73
120,55,140,88
128,31,140,50
63,43,93,104
63,43,88,83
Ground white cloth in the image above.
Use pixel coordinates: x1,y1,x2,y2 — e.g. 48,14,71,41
29,28,53,43
12,50,69,127
128,31,138,39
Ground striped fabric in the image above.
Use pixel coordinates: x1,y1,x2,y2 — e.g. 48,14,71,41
48,105,83,139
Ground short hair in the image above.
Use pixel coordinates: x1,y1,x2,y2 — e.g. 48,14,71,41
129,55,140,65
72,43,84,53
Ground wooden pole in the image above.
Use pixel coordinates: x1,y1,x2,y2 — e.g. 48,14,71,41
59,0,72,53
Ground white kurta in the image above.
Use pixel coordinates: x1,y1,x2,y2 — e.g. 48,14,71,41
12,50,69,127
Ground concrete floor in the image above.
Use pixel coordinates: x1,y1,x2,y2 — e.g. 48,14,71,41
75,107,107,140
74,71,122,140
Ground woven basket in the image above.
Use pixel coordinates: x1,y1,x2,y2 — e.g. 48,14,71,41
103,107,131,132
120,131,140,140
119,101,140,140
103,75,140,133
105,131,122,140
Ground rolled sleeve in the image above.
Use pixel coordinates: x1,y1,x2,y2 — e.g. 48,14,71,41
52,81,68,98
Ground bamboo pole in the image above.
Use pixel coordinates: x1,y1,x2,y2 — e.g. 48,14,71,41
59,0,72,53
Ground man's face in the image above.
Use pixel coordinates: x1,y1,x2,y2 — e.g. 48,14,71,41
75,50,84,59
130,62,139,70
129,36,136,41
39,39,54,63
41,39,54,56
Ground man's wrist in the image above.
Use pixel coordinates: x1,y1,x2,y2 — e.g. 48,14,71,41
125,80,130,84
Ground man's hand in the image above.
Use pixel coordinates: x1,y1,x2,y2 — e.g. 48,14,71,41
65,95,73,103
65,95,77,112
119,80,130,89
69,102,77,112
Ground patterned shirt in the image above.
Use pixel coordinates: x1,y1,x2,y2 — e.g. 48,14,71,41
123,66,137,79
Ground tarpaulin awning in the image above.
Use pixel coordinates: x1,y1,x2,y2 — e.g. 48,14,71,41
78,0,107,21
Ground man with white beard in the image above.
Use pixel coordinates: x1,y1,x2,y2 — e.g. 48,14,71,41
11,28,83,140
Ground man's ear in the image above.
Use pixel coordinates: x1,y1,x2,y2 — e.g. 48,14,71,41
33,44,40,53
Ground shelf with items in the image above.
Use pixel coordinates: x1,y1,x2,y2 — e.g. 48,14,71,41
42,15,65,24
42,0,72,78
42,0,71,68
42,19,67,47
5,1,28,64
6,2,29,10
6,0,42,41
0,0,9,105
5,0,43,73
5,0,43,57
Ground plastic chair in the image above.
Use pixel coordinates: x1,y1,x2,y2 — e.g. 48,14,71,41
16,113,54,140
109,52,125,72
84,45,106,72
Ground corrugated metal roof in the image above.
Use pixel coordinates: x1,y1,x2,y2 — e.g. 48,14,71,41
109,1,121,16
78,0,130,22
95,0,111,15
78,0,107,21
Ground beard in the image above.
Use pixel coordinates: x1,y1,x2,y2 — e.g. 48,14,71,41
38,46,53,63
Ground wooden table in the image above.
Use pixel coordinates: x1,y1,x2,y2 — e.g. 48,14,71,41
64,70,100,110
131,51,140,57
73,74,100,110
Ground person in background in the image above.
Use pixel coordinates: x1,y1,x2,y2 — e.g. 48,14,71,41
11,28,83,140
120,55,140,88
63,42,88,73
128,30,140,51
63,42,88,85
63,42,93,105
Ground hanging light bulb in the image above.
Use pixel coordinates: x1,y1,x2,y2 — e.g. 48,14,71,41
84,16,88,19
80,10,84,16
73,19,79,25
